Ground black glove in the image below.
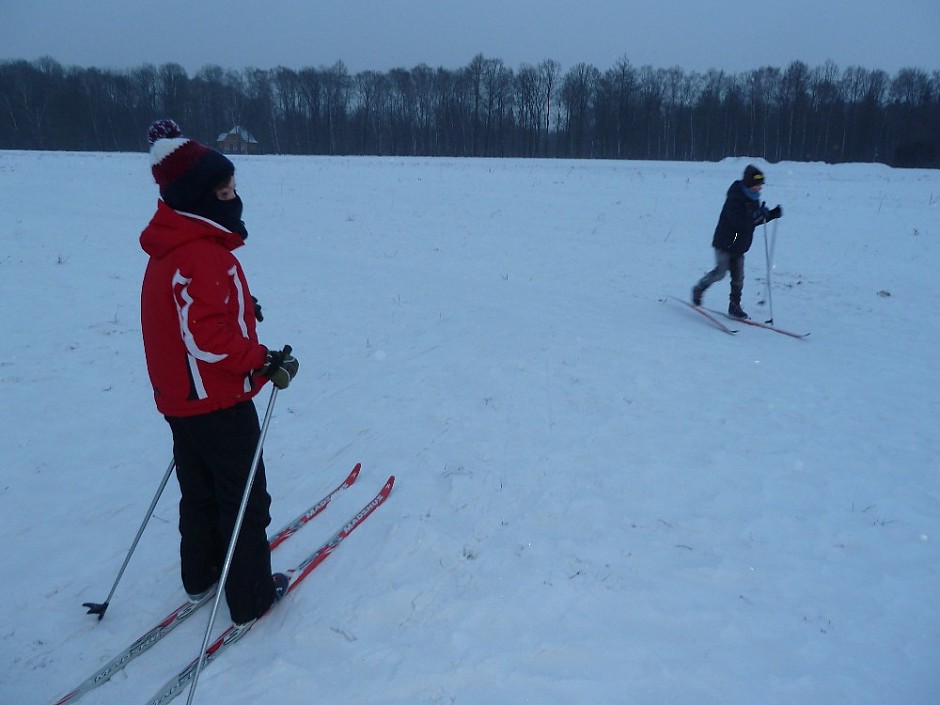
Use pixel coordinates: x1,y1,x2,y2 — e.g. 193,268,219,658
260,345,299,389
252,296,263,322
767,205,782,221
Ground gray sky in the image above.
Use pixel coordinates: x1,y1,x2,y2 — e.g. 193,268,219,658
2,0,938,76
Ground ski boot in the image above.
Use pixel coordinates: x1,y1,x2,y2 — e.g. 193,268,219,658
728,298,748,319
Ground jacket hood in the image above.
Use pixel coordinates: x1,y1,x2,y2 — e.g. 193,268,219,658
140,199,245,259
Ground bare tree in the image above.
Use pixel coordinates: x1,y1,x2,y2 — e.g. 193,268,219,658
539,59,561,156
560,62,600,157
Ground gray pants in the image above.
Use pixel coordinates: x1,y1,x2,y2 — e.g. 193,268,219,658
695,249,744,301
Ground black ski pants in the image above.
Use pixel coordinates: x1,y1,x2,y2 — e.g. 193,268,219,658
165,399,275,625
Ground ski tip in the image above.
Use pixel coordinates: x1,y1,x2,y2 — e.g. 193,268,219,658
375,475,396,496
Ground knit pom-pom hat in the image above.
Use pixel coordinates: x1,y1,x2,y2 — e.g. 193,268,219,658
148,119,235,211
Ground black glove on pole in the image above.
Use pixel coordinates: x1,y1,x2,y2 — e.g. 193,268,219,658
260,345,299,389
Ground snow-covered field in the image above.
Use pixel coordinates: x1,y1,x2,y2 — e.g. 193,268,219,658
1,150,938,705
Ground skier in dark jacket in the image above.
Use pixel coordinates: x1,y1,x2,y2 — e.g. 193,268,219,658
692,164,782,318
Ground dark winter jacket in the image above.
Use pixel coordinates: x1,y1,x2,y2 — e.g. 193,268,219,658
140,200,269,417
711,181,769,255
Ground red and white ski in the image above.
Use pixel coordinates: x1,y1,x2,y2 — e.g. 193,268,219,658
145,475,395,705
53,463,362,705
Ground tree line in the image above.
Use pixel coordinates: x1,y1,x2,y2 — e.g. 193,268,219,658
1,55,938,167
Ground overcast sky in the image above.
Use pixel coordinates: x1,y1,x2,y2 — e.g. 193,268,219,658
1,0,937,76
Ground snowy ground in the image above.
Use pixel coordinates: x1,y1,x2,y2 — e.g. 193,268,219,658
1,151,938,705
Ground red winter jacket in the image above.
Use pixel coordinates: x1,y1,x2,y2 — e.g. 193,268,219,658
140,200,269,417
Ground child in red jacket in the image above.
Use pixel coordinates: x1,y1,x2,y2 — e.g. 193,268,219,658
140,120,297,624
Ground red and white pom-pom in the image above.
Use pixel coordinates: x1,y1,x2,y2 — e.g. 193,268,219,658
147,119,183,145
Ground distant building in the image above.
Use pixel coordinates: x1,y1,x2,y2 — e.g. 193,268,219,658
216,126,261,155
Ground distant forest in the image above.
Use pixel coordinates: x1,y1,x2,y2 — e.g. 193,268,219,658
1,55,938,167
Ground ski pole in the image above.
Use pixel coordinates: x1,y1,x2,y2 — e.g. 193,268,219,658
186,382,280,705
83,457,176,620
762,221,775,325
769,217,779,264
